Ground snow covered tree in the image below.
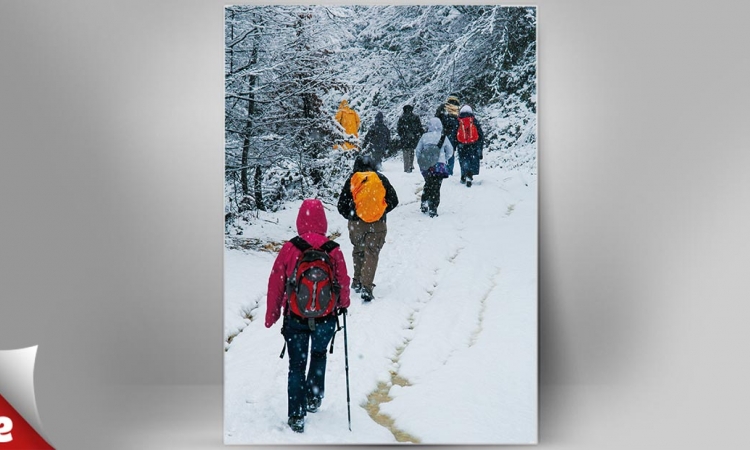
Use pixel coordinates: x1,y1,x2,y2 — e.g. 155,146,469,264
225,5,537,226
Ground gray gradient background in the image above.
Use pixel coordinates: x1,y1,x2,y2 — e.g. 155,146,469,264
1,0,748,449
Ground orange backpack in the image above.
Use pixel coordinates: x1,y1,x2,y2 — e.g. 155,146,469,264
350,171,387,223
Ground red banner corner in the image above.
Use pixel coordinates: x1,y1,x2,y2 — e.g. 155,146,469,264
0,393,53,449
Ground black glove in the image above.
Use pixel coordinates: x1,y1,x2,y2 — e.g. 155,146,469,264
336,307,348,316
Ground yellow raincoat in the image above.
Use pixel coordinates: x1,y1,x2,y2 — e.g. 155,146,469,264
334,99,361,150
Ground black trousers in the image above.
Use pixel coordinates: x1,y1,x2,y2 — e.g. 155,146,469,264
283,314,337,418
421,174,444,213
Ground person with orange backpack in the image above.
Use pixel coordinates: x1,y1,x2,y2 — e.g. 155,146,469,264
265,198,351,433
337,155,399,302
455,104,485,187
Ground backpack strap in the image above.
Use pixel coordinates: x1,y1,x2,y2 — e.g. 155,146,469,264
320,240,340,253
290,236,338,253
285,236,310,317
289,236,312,252
319,240,342,296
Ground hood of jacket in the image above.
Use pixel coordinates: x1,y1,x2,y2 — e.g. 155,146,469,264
374,111,384,123
296,199,327,236
427,117,443,133
339,99,350,110
353,154,377,172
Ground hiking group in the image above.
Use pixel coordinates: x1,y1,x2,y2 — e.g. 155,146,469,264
265,94,485,433
351,94,485,217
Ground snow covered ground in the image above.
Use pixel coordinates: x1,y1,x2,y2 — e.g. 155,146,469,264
224,151,537,444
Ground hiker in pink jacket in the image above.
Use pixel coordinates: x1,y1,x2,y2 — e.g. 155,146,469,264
265,198,351,433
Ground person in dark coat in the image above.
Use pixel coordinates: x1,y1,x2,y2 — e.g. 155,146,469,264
456,104,485,187
435,94,460,175
396,105,424,173
361,111,391,170
337,155,399,301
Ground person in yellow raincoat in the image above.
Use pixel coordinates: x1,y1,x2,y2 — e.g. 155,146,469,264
333,99,361,150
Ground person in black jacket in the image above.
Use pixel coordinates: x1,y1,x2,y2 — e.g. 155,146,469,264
361,111,390,170
435,94,460,175
337,155,399,301
397,105,424,173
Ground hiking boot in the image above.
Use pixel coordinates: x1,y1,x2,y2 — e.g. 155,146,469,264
351,279,362,293
361,286,374,302
460,176,466,184
428,210,438,218
306,397,321,413
420,202,428,214
287,416,304,433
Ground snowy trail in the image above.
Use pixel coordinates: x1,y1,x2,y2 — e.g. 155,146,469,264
224,154,537,444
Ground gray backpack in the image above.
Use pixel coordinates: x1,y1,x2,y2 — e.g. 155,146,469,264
417,135,446,171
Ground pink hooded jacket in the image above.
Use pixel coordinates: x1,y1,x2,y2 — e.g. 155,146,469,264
265,199,351,328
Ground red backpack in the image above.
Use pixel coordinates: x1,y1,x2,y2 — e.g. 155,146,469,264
285,237,340,328
456,116,479,144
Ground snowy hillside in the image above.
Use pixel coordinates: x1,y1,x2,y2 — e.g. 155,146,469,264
223,150,537,444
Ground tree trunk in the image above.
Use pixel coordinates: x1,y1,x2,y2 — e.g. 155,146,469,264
240,42,259,197
240,136,250,195
254,164,265,211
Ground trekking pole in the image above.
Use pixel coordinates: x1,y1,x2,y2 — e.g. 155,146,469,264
279,317,287,359
343,310,352,431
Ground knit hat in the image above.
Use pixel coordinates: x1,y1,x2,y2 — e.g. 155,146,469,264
446,95,460,106
353,154,376,172
460,105,473,114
